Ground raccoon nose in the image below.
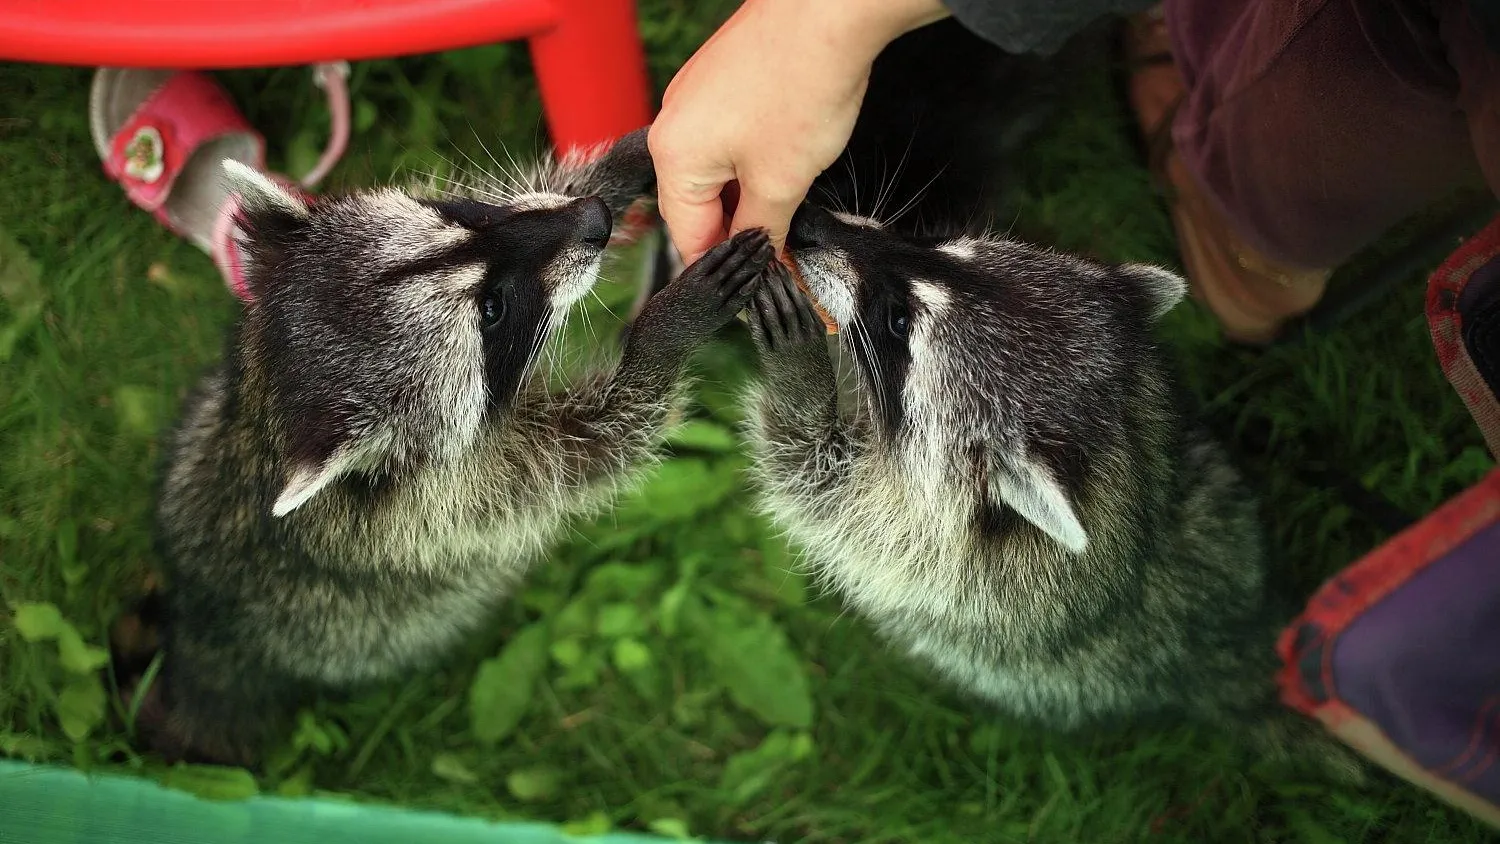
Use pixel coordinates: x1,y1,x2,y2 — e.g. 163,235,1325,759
788,203,833,250
576,196,613,249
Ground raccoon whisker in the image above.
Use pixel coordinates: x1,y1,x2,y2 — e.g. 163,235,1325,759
871,133,916,223
466,124,521,194
843,319,887,432
514,318,554,403
883,131,919,218
842,154,863,217
883,162,948,229
812,185,845,215
551,311,577,385
584,287,623,328
870,149,893,223
451,143,495,188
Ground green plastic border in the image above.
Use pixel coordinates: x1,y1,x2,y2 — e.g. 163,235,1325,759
0,761,706,844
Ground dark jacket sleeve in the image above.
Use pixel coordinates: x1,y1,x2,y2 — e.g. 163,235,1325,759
940,0,1157,54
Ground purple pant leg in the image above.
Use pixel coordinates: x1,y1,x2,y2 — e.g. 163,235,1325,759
1164,0,1492,268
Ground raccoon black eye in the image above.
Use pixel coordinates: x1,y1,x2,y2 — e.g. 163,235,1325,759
479,292,505,327
888,311,909,339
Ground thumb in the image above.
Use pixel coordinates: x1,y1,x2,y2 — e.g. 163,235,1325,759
657,181,728,266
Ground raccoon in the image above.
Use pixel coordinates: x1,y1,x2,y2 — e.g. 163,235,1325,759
742,203,1360,775
127,129,776,766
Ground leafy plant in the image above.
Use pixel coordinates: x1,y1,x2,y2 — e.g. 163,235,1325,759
10,601,111,742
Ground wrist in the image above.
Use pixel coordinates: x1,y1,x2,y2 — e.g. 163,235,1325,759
761,0,949,61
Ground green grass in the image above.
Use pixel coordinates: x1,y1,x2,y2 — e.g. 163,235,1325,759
1,5,1495,842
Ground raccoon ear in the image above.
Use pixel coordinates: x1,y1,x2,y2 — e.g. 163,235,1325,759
272,457,350,517
222,159,310,221
271,433,389,517
1119,263,1187,320
985,448,1089,554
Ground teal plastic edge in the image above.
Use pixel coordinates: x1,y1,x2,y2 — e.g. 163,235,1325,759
0,761,713,844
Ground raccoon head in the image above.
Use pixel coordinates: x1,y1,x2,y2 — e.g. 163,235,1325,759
786,203,1187,554
222,161,619,518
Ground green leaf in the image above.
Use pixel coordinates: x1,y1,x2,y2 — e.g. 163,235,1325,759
468,622,550,745
353,99,378,133
657,581,691,637
560,811,612,837
611,638,652,672
719,730,814,805
612,459,738,526
56,676,106,742
665,419,738,453
556,649,606,691
505,766,560,802
697,610,813,728
430,753,479,785
160,764,260,801
582,562,660,600
59,562,89,590
112,385,163,436
55,628,110,674
549,637,586,669
274,765,315,797
595,603,645,639
552,595,596,639
12,602,66,641
55,518,76,566
290,710,339,756
647,818,693,840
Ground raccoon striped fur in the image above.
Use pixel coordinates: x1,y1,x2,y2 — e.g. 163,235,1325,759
742,204,1363,779
129,129,775,766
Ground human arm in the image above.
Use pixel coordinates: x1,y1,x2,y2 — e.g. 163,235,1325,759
647,0,949,263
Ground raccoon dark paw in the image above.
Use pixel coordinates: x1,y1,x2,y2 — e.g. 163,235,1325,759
749,260,828,355
689,228,772,316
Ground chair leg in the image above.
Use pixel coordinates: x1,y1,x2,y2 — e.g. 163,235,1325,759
527,0,653,155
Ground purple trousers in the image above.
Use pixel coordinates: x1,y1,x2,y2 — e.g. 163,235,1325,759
1166,0,1500,268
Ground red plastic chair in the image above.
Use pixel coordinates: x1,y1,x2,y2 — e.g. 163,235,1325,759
0,0,653,153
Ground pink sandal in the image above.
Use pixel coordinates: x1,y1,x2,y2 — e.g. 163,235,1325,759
89,64,351,302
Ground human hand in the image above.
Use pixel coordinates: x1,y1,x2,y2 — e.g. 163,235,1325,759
648,0,948,263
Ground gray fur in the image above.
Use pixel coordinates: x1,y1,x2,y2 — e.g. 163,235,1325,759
743,206,1362,778
136,129,774,766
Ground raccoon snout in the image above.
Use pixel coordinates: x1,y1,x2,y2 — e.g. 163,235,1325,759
787,203,835,251
576,196,612,249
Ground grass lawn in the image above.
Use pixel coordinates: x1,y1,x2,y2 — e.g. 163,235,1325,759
1,3,1495,842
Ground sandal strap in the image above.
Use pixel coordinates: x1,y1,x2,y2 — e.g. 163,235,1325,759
216,62,349,302
299,62,351,188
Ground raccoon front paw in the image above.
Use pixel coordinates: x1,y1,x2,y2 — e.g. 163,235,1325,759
693,227,774,323
749,260,828,355
630,229,780,364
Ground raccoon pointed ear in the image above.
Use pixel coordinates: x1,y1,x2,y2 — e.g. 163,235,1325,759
270,433,386,517
1119,263,1187,320
985,449,1089,554
222,160,311,221
272,458,347,517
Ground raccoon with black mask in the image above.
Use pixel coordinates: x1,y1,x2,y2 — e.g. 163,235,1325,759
742,203,1362,778
132,129,775,766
